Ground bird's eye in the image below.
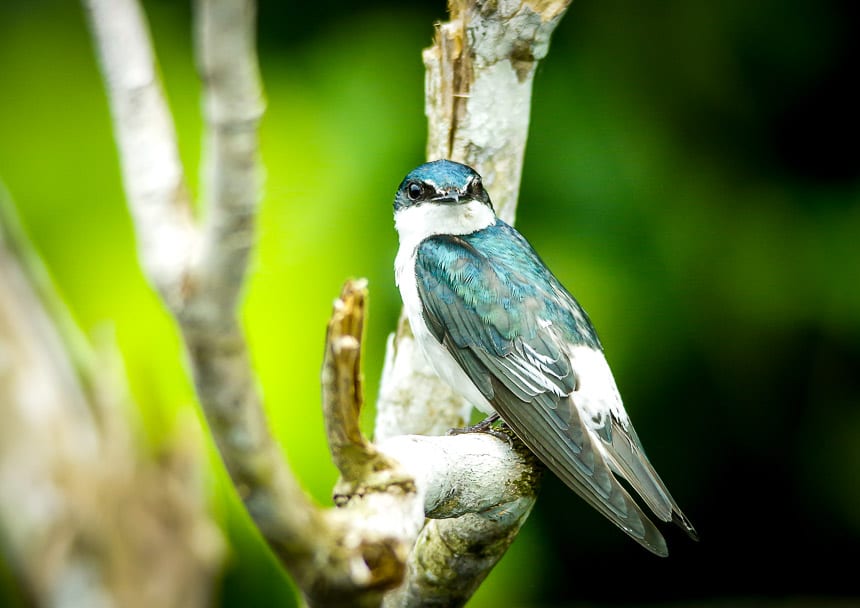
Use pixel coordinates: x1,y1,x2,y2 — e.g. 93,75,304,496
468,178,483,197
407,182,424,201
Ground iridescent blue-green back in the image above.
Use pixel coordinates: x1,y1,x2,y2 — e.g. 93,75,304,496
416,218,601,357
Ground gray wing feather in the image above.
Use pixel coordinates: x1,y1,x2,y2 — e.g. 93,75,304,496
597,417,698,539
458,344,669,555
416,236,679,555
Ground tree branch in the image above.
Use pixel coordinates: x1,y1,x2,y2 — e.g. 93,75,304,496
85,2,411,606
194,0,265,321
0,186,223,608
84,0,291,548
323,279,399,482
85,0,569,605
82,0,196,308
83,0,323,590
379,431,542,608
376,1,572,603
426,0,571,224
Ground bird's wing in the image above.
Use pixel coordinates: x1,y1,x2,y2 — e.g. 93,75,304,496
415,229,678,555
589,402,698,540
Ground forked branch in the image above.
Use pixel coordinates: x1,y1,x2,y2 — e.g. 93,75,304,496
84,0,569,605
84,1,407,605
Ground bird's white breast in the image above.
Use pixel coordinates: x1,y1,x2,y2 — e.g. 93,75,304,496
394,200,497,415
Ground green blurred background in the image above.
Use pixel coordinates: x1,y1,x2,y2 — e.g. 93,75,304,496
1,0,859,606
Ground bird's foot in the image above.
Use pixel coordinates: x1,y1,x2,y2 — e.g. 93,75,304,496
448,413,513,447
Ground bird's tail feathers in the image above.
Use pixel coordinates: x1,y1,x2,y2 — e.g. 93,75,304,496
596,418,698,541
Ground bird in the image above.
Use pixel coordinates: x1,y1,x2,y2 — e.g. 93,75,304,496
392,159,697,556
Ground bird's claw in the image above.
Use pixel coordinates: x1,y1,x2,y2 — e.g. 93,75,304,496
448,413,514,448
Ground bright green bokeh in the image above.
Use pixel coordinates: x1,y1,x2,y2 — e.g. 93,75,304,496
2,0,858,605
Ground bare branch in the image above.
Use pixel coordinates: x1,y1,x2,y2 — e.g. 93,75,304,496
389,510,535,608
82,0,196,308
376,1,572,603
378,432,541,608
194,0,265,322
85,0,568,604
84,2,405,605
426,0,573,224
322,279,401,482
0,187,223,608
83,0,327,587
376,433,541,520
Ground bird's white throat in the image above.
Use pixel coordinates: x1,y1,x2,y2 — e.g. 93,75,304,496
394,200,496,258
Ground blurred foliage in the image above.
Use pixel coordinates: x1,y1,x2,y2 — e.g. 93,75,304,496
1,0,858,606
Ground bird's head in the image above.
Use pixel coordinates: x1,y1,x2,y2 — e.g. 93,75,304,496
394,160,494,212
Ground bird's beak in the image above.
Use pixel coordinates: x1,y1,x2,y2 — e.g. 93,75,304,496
432,192,462,205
